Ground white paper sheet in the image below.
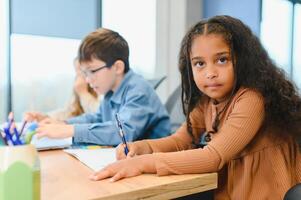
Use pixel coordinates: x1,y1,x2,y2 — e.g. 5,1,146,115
64,148,116,171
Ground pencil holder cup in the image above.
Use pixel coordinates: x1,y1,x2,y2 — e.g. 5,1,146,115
0,144,40,200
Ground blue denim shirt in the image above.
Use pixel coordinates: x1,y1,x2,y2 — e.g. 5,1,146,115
66,70,171,146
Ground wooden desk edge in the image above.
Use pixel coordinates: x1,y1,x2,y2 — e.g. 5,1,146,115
93,173,217,200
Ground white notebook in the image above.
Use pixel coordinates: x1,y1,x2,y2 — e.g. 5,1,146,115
64,148,116,171
30,135,72,150
1,122,72,150
21,122,72,150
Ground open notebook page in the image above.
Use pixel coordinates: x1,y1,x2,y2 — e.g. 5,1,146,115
64,148,116,171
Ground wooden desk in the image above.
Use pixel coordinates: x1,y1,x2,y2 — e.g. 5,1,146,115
40,150,217,200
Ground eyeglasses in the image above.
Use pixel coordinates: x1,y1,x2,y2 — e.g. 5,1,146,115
81,65,108,77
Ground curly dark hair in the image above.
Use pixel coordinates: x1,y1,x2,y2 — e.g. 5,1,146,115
179,15,301,138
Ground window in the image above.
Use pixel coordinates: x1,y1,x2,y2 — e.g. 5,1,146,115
261,0,301,90
8,0,100,121
102,0,156,79
0,0,9,121
10,34,80,121
292,3,301,88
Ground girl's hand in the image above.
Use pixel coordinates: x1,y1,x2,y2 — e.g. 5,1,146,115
36,124,74,139
24,112,48,122
116,142,139,160
115,141,153,160
90,154,156,182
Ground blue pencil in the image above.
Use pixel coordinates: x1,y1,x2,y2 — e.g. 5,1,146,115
115,113,129,155
12,123,22,145
3,127,15,146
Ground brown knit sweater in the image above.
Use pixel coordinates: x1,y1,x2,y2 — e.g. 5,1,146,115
136,88,301,200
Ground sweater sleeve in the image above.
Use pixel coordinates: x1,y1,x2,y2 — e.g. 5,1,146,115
137,103,206,153
151,89,265,176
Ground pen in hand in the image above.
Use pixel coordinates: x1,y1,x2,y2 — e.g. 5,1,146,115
115,113,129,156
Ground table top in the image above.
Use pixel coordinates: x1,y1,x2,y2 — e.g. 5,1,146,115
40,150,217,200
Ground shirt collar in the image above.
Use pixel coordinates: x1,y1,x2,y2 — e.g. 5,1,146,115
109,69,134,104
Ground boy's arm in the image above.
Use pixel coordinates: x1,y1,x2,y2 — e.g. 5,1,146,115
117,91,170,141
71,91,169,146
66,110,102,124
71,121,122,145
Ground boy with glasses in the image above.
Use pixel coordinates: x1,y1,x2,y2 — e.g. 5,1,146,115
25,28,171,146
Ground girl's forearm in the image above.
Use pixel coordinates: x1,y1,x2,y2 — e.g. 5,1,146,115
134,140,154,155
139,154,156,173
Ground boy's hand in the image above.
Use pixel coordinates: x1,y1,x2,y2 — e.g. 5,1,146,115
90,154,156,182
24,112,48,122
36,124,74,139
39,117,65,125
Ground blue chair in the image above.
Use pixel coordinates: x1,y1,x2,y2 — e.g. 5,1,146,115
165,85,185,133
148,76,166,90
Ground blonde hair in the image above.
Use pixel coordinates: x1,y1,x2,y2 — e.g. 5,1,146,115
68,84,97,118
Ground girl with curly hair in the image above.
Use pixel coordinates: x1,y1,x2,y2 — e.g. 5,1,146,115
90,15,301,200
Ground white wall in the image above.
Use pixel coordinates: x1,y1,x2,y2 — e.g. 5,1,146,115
156,0,202,103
